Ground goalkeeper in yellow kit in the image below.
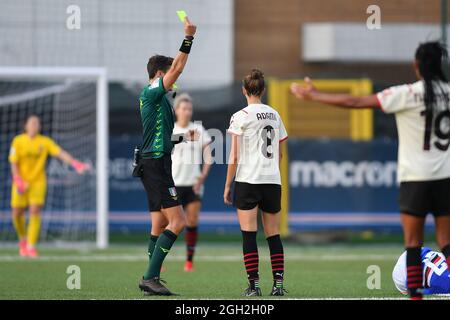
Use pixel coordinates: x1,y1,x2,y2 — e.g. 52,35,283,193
9,115,90,257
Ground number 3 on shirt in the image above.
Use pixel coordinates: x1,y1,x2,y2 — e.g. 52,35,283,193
421,109,450,151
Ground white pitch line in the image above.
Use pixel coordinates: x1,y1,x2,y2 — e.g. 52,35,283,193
0,253,398,262
92,296,450,300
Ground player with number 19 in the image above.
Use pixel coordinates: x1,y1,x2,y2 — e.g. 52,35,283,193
290,41,450,300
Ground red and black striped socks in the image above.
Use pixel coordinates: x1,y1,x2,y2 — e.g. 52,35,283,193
185,226,198,262
442,244,450,272
242,230,259,289
267,234,284,288
406,247,423,300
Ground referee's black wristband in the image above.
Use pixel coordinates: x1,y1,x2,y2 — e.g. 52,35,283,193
179,38,193,54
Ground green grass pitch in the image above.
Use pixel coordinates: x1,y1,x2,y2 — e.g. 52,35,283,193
0,242,416,299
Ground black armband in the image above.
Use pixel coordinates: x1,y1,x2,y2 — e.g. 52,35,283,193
179,38,193,54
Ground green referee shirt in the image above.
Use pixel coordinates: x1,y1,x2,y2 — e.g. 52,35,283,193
139,77,175,159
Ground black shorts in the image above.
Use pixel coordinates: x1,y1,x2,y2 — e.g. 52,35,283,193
399,177,450,217
177,186,201,207
140,155,181,212
233,182,281,214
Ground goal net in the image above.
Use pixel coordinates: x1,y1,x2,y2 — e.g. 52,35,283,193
0,67,108,248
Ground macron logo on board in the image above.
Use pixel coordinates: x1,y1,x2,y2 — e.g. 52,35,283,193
290,161,398,188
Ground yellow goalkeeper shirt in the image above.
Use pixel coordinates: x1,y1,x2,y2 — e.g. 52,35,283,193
8,133,61,183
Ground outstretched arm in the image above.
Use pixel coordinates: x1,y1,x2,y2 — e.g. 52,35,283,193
163,17,197,90
56,150,90,174
290,77,380,109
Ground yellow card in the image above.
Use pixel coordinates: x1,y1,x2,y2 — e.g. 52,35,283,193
176,10,187,22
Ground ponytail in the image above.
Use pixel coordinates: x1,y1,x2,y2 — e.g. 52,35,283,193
415,42,448,148
415,41,448,112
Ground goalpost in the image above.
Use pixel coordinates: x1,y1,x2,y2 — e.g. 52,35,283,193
0,67,109,249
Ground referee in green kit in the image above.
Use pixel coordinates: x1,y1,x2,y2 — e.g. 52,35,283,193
137,16,197,296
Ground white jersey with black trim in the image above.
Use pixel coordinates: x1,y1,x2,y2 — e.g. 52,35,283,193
227,104,288,185
171,122,212,186
376,80,450,183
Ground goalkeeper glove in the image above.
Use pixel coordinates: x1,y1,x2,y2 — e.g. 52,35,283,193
71,160,90,174
13,175,27,194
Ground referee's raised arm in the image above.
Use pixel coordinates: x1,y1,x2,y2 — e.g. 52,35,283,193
163,17,197,90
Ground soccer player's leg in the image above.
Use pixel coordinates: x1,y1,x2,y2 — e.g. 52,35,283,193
262,212,285,296
237,207,261,296
148,212,168,272
12,207,27,256
140,205,185,296
138,159,176,295
399,180,431,299
11,183,28,256
433,179,450,269
25,181,46,258
184,198,201,272
139,169,185,295
435,216,450,271
140,211,169,296
401,213,425,300
234,182,261,296
27,205,42,258
261,185,285,296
